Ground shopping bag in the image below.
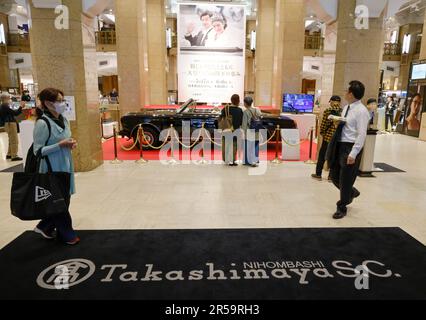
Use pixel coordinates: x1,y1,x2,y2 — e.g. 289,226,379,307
10,156,70,221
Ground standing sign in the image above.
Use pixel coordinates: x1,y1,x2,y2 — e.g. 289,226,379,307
178,3,246,103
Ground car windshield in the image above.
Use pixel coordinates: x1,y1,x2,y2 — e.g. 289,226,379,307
176,99,196,114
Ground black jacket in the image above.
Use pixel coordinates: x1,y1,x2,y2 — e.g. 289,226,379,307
0,103,22,123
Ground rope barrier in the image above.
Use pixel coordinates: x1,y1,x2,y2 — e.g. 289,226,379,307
115,124,315,157
259,129,277,147
135,125,148,164
203,128,222,147
118,124,140,151
173,123,205,149
280,127,314,147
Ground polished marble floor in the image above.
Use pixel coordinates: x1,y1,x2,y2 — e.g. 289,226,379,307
1,132,425,249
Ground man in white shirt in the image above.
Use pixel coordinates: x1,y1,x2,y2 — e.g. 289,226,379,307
330,81,371,219
184,11,214,47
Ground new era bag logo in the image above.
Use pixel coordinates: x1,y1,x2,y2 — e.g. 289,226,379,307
35,186,52,203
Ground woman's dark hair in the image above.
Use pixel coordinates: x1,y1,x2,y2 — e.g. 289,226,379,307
212,14,227,29
348,80,365,100
231,94,240,106
36,88,64,118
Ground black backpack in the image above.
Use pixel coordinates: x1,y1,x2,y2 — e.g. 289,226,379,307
24,117,51,173
248,108,264,132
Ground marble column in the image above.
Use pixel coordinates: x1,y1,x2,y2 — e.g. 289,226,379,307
280,0,305,101
29,0,103,172
319,23,337,107
116,0,167,114
255,0,305,109
420,13,426,60
0,12,11,89
333,0,384,105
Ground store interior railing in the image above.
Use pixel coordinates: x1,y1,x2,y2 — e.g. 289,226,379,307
304,35,324,50
7,33,30,47
95,30,116,45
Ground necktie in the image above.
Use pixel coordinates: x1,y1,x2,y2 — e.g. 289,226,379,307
344,105,351,117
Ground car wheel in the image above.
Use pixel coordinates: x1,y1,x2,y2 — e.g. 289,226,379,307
134,126,160,150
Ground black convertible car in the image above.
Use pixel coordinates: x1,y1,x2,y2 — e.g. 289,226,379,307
120,99,297,149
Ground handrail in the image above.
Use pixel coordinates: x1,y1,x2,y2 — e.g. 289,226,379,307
383,42,401,56
7,33,30,47
304,35,324,50
95,30,116,45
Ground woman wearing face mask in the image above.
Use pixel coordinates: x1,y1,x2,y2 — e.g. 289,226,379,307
33,88,80,245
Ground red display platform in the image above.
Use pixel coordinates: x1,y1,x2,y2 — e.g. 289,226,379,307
103,138,317,162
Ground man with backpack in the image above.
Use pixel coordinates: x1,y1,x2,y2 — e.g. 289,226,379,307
242,97,262,167
0,92,23,161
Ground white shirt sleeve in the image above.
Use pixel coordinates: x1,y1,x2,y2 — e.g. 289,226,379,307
349,110,371,159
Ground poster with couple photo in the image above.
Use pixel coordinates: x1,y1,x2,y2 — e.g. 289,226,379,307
178,3,246,103
178,4,245,53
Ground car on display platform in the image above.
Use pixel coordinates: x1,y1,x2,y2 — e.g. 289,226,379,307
119,99,298,149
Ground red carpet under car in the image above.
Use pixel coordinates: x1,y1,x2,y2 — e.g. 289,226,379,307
102,138,317,162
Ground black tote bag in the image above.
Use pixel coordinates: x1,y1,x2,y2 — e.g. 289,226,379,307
10,155,70,221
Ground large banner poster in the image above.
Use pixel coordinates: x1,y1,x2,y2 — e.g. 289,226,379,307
178,3,246,103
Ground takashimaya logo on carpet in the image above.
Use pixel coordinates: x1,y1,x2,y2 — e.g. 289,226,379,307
36,258,402,290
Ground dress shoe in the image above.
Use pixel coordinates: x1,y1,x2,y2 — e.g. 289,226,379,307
348,190,361,205
333,209,347,220
353,189,361,199
11,157,23,162
6,155,12,160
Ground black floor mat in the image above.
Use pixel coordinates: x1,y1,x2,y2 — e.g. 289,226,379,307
0,228,425,300
373,163,405,173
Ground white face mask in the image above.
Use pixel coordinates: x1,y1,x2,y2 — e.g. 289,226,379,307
54,102,67,114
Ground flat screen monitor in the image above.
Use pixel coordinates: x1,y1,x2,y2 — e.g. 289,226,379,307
411,63,426,80
283,94,314,113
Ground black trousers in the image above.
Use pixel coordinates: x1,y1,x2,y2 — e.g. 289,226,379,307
315,140,329,176
330,142,362,212
385,114,394,130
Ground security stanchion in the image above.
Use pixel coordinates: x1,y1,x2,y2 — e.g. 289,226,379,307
305,127,316,164
135,124,148,165
167,124,179,165
196,128,209,165
271,125,283,164
111,125,123,164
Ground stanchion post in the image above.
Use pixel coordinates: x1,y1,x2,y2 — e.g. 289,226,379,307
111,124,123,164
136,124,148,164
197,126,209,165
271,125,283,164
167,124,179,165
305,126,316,164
